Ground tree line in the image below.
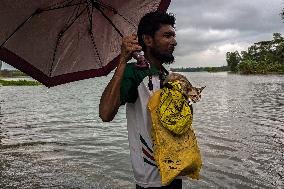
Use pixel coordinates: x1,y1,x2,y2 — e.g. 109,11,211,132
226,33,284,74
170,66,229,72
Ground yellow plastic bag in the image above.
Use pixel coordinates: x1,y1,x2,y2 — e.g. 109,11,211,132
158,81,192,135
148,86,202,186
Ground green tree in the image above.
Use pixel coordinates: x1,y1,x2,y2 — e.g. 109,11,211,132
237,59,257,74
226,33,284,74
272,33,284,64
226,51,241,72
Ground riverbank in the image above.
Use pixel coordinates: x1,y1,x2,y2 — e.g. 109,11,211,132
170,66,229,72
0,79,42,86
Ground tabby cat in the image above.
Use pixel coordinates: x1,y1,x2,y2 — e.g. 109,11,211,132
163,72,205,103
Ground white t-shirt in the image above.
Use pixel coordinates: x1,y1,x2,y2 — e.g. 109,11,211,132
126,76,162,187
120,63,165,187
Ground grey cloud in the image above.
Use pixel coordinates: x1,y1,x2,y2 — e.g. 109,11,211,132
170,0,283,32
168,0,284,67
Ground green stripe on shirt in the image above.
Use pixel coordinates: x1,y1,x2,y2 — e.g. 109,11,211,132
120,62,159,105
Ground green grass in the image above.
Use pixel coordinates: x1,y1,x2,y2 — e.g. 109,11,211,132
0,79,42,86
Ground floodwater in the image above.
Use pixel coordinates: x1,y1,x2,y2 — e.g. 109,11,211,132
0,72,283,189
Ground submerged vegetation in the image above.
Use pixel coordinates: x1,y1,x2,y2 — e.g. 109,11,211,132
0,70,41,86
226,33,284,74
0,79,42,86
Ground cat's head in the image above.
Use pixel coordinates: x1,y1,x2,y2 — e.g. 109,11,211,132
164,72,205,103
187,86,206,103
164,72,192,94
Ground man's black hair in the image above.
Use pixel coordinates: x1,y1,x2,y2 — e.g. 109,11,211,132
137,11,176,50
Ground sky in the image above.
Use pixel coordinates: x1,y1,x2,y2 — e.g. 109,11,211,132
168,0,284,68
1,0,284,70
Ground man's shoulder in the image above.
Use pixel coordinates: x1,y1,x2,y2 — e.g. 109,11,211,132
124,62,148,80
124,62,136,72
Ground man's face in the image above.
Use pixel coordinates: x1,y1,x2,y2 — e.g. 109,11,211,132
150,24,177,64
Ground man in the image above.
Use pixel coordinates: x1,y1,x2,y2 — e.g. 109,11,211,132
99,11,180,188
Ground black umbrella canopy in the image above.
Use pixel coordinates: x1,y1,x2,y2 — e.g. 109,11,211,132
0,0,171,87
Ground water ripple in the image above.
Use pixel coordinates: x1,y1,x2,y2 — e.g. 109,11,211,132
0,73,283,188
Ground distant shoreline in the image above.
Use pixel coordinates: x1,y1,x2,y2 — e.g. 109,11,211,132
170,66,284,74
170,66,229,73
0,70,43,86
0,79,42,86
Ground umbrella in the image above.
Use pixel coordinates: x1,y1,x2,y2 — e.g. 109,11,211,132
0,0,171,87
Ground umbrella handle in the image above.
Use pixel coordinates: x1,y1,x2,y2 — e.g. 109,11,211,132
133,51,150,69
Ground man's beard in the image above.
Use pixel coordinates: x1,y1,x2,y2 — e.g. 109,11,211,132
150,47,175,64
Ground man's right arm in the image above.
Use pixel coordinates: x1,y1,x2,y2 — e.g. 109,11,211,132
99,34,142,122
99,58,127,122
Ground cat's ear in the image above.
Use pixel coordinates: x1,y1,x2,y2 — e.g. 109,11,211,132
199,86,206,92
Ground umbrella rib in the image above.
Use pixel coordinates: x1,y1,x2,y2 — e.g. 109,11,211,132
96,1,137,30
48,0,76,8
89,29,103,68
86,1,103,67
65,0,85,30
95,1,116,12
65,3,82,28
0,0,84,48
93,3,123,38
42,1,85,12
49,7,87,77
95,1,137,30
0,11,38,48
116,13,137,29
85,0,93,30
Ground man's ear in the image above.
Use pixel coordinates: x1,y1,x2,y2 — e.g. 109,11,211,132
142,34,153,48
